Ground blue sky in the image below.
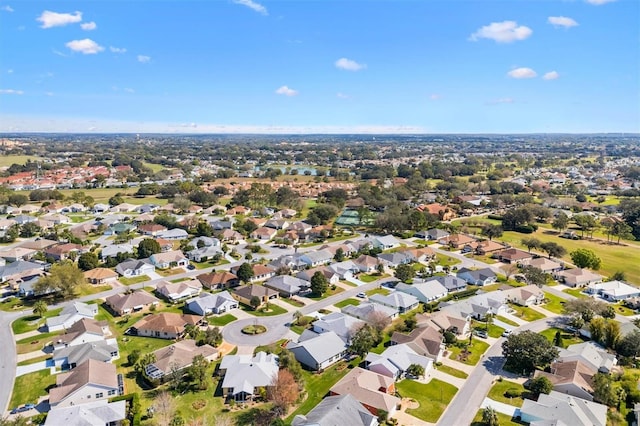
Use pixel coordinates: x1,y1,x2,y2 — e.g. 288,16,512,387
0,0,638,133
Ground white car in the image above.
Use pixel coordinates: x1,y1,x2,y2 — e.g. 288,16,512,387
356,292,366,298
502,329,512,337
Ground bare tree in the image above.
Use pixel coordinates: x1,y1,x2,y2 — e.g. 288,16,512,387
267,369,299,415
367,310,391,332
153,391,176,426
501,263,519,280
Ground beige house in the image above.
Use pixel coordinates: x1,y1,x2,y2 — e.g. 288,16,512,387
144,340,218,380
503,284,545,307
329,367,401,417
105,290,160,316
49,359,121,407
84,268,119,285
132,313,202,339
232,284,279,308
555,268,603,288
533,360,595,401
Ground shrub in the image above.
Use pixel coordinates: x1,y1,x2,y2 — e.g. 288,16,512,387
505,388,521,398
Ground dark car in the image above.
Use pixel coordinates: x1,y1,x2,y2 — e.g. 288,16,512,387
10,404,35,414
186,264,196,270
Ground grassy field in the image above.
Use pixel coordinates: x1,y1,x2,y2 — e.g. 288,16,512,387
543,292,567,314
448,339,490,365
509,304,546,322
334,298,360,309
9,370,56,408
539,327,586,348
435,253,460,267
473,321,506,338
0,155,44,167
207,313,237,326
435,363,469,379
119,275,150,285
244,303,288,317
396,378,458,423
12,307,63,335
487,379,526,407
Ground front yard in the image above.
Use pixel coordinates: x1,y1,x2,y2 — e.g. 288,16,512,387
119,275,150,285
207,313,237,326
10,370,56,408
542,292,566,314
539,327,586,348
396,378,458,423
12,307,63,335
448,339,490,365
487,379,526,407
334,298,360,309
509,304,546,322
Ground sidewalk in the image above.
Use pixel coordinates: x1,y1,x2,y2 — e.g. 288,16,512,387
14,329,42,341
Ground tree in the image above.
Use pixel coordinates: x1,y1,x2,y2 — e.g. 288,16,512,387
406,363,425,378
540,241,566,259
277,350,304,385
333,248,345,262
310,271,329,296
593,373,617,406
127,349,141,366
108,194,124,206
394,263,415,283
589,317,606,344
250,296,261,310
7,193,28,207
481,224,503,241
153,391,176,426
603,319,621,349
188,354,210,391
563,297,608,321
32,300,47,318
501,263,519,280
202,326,222,347
611,220,633,244
574,214,598,238
520,265,548,287
481,406,499,426
553,330,563,348
616,330,640,357
137,238,161,259
236,262,254,284
529,376,553,397
350,324,380,357
521,237,541,253
19,222,41,238
502,330,559,373
570,249,601,270
34,262,84,298
267,369,299,415
77,252,99,271
552,212,569,232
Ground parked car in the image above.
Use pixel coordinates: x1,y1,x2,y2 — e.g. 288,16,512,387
10,404,35,414
502,329,513,337
356,292,366,298
474,330,488,339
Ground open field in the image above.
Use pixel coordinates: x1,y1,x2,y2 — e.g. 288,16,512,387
0,155,45,167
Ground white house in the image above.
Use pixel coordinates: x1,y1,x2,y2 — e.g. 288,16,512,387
286,331,348,371
586,280,640,301
369,291,420,314
46,302,98,332
365,343,432,380
156,279,202,303
149,250,189,269
396,281,448,304
48,359,121,408
185,291,238,316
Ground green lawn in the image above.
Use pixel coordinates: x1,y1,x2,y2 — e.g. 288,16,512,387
435,253,460,267
359,273,387,283
334,298,360,309
473,321,505,338
369,333,392,355
471,410,526,426
539,327,586,348
448,339,490,365
306,286,345,301
285,362,353,423
365,287,391,297
487,379,526,407
563,287,588,299
16,354,52,366
435,363,469,379
119,275,150,285
16,331,64,354
207,313,237,326
156,268,184,277
543,292,566,314
280,297,305,308
76,284,112,297
244,303,288,317
10,370,55,408
396,378,458,423
341,280,358,287
509,304,546,322
12,307,63,334
496,316,519,327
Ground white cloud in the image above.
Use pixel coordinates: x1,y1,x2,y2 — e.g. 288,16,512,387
80,21,97,31
137,55,151,63
109,46,126,54
0,89,24,95
430,94,441,100
335,57,366,71
586,0,616,4
52,49,69,57
336,92,349,99
507,67,537,79
37,10,82,28
65,39,104,54
548,16,578,28
543,71,560,80
124,88,135,93
275,85,298,96
1,5,14,12
469,20,532,43
232,0,268,15
487,97,515,105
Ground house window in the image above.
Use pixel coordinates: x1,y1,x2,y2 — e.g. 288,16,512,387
108,390,116,396
87,394,91,399
96,392,103,398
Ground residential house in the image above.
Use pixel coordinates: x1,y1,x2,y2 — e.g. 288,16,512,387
219,352,279,402
328,260,360,280
131,313,202,339
46,302,98,332
558,342,617,374
425,311,471,336
297,267,340,285
399,247,435,263
528,257,564,273
390,322,445,362
115,258,155,278
502,284,545,307
100,243,135,260
586,280,640,301
439,292,507,320
84,268,119,285
251,227,278,241
396,281,448,304
156,279,202,303
471,240,507,255
456,267,497,286
265,219,290,230
435,275,467,293
44,243,85,261
264,275,310,297
19,238,58,251
377,252,412,268
422,228,450,241
210,220,233,231
533,360,595,401
495,248,534,264
149,250,189,269
138,223,167,236
312,312,365,344
286,331,348,371
371,235,401,250
52,339,120,369
105,290,160,316
298,249,334,268
369,291,420,314
520,391,607,426
44,400,127,426
232,284,279,308
0,247,37,262
342,302,398,322
185,291,238,316
555,268,603,288
329,367,401,417
197,271,239,290
364,343,433,380
156,228,189,240
230,264,275,283
155,238,174,252
437,233,476,249
189,236,220,248
353,255,381,273
0,260,46,284
41,213,71,225
52,318,112,350
48,359,121,408
144,340,218,381
291,394,379,426
104,223,136,236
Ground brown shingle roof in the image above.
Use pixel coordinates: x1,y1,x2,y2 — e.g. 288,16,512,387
49,359,118,404
132,313,201,335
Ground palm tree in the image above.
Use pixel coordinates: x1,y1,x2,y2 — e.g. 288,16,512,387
33,300,48,318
